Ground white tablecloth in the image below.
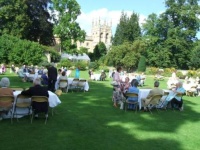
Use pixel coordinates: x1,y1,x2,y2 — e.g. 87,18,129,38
68,78,89,91
25,73,41,81
137,89,171,109
3,91,61,118
91,74,101,81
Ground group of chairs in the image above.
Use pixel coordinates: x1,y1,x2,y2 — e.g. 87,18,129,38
123,91,184,114
58,78,87,93
0,93,50,124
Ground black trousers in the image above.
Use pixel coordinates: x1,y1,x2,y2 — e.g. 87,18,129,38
48,79,56,92
171,98,183,109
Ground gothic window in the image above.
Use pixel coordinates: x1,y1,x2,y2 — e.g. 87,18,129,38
100,33,103,41
105,33,109,42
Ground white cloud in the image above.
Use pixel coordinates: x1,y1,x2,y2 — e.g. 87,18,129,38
77,8,147,36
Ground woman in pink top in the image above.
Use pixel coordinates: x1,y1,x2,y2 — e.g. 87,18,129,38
112,66,123,107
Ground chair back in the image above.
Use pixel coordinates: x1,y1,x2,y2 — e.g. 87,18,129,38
77,79,86,87
71,78,79,86
12,88,24,91
150,94,163,105
125,93,138,98
59,79,68,88
31,96,48,103
0,96,14,109
16,94,31,107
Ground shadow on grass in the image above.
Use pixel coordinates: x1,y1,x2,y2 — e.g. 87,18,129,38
0,76,199,150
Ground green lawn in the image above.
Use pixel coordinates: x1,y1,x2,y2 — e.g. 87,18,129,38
0,71,200,150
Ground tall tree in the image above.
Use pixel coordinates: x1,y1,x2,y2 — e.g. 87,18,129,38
52,0,86,53
112,11,141,46
0,0,31,38
0,0,54,46
143,0,200,69
26,0,54,45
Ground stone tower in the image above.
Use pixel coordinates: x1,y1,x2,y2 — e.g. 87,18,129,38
91,18,112,50
77,18,112,53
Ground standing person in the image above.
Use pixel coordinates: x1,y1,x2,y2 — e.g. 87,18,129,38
47,63,57,92
75,67,80,78
112,66,123,107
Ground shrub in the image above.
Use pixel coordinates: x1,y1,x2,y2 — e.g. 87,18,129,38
74,61,88,71
146,67,158,75
89,61,99,70
187,70,198,77
137,56,146,72
59,59,72,68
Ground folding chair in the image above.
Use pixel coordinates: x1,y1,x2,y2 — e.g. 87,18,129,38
69,78,79,92
0,96,14,123
59,79,68,92
147,94,163,114
13,94,31,121
77,79,87,92
31,96,49,124
11,88,24,91
124,93,139,113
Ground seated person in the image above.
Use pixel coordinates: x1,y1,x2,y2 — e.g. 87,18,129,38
142,81,163,111
126,79,139,109
58,71,68,90
41,69,48,86
100,71,106,81
121,77,131,94
21,78,49,117
170,81,185,111
11,64,16,73
0,77,14,120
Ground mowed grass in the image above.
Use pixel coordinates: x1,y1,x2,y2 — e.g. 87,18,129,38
0,71,200,150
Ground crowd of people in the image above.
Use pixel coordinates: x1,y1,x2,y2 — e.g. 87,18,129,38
111,66,186,111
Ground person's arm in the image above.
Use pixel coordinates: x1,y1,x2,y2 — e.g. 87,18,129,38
21,88,32,96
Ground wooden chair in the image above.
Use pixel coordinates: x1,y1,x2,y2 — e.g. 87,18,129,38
59,79,68,92
124,93,139,113
11,88,24,91
31,96,49,124
77,79,87,92
13,94,31,121
69,78,79,92
0,96,14,123
147,94,163,114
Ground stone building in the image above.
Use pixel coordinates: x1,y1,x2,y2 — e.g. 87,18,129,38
77,19,112,53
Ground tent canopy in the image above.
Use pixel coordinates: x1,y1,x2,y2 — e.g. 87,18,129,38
61,53,90,61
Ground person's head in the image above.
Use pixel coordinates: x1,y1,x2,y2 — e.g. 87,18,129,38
154,81,160,87
58,69,62,73
116,66,122,73
131,79,139,87
62,71,66,76
33,78,41,86
43,69,48,74
125,77,130,83
0,77,10,87
176,80,183,87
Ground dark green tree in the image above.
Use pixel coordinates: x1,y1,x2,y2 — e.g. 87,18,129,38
112,11,141,46
143,0,200,69
0,0,54,46
137,56,146,72
26,0,54,45
0,0,31,39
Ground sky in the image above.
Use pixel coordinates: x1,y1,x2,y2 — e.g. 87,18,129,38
76,0,166,36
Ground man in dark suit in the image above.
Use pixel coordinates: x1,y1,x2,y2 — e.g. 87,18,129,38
47,63,58,92
21,78,49,117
